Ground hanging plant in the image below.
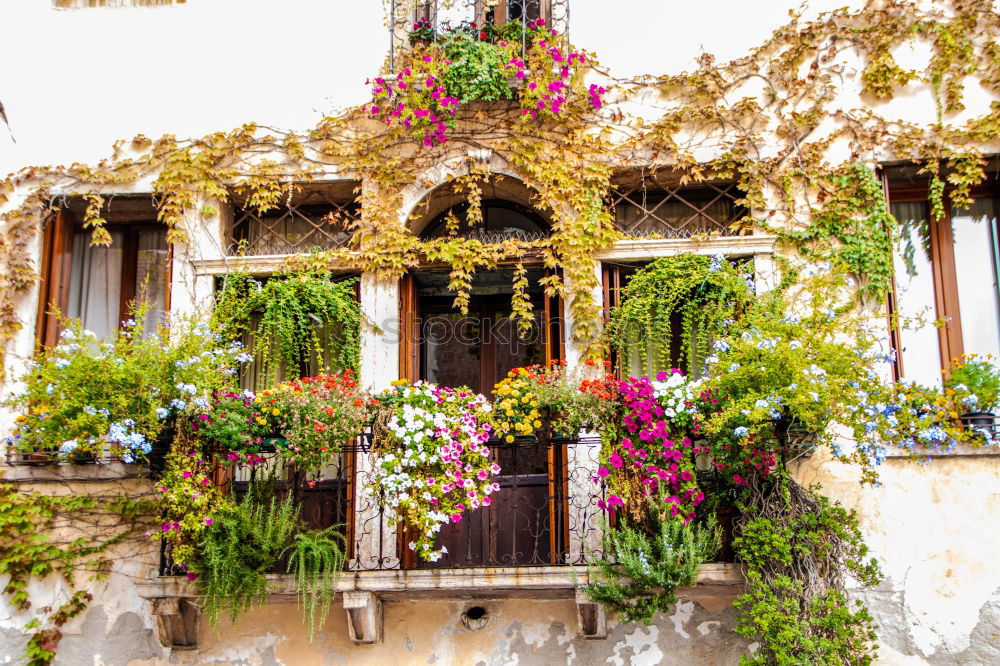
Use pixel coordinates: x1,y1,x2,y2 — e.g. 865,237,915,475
212,270,362,387
606,254,755,377
369,380,499,562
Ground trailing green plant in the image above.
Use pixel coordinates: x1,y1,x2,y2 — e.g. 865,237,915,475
606,254,755,377
196,485,300,628
584,516,720,624
212,270,362,387
285,526,347,641
732,478,881,665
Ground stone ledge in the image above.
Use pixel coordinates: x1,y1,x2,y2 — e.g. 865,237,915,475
594,235,777,261
136,563,744,603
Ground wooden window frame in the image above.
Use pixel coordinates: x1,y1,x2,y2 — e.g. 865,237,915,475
886,176,1000,372
36,211,171,346
399,265,562,390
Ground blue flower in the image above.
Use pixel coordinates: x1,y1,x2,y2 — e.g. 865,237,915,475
176,383,197,396
156,407,170,420
709,253,725,272
59,439,78,453
54,358,71,369
194,397,210,410
83,405,97,416
171,399,187,410
734,426,749,438
235,352,253,364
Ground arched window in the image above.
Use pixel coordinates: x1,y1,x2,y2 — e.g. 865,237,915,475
419,199,550,242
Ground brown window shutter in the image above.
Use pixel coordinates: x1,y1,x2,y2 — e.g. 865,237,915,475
35,209,75,348
399,273,420,383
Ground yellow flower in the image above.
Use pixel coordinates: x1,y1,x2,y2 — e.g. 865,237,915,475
533,420,542,428
272,408,280,416
505,434,515,443
531,400,539,408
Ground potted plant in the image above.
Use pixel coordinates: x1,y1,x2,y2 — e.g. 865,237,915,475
187,389,269,457
491,360,620,442
408,19,435,47
3,310,252,466
256,372,371,478
944,354,1000,430
369,380,499,562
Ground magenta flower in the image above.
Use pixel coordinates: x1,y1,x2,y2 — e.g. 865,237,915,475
205,518,213,526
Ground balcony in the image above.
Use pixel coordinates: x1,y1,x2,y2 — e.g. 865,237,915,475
143,430,743,646
387,0,570,70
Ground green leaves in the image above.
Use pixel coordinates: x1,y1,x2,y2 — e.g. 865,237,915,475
585,516,720,624
285,526,346,641
197,489,300,628
212,271,362,388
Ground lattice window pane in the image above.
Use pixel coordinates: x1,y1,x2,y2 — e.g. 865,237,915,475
227,185,359,256
610,178,746,239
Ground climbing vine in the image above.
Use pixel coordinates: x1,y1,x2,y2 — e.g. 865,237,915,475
0,477,156,664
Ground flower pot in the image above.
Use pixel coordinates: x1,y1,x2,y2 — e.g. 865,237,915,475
70,452,99,465
960,411,995,430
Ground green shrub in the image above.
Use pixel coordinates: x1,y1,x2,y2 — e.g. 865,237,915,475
585,517,720,624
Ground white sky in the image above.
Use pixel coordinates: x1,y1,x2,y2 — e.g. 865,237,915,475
0,0,851,176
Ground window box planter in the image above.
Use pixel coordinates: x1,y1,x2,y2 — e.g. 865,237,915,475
960,411,996,430
5,449,61,466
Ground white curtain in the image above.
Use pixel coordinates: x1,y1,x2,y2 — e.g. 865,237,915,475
65,230,168,342
66,230,124,341
136,231,168,334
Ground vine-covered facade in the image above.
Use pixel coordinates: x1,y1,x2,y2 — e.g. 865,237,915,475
1,1,999,664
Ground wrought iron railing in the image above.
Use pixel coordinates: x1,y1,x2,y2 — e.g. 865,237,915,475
159,431,607,576
387,0,571,71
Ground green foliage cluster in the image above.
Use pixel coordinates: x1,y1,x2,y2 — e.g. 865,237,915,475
198,487,299,627
606,254,755,376
5,310,245,459
585,517,720,624
439,31,516,104
286,526,346,641
196,480,346,640
781,164,896,305
733,479,882,666
944,353,1000,411
212,271,362,387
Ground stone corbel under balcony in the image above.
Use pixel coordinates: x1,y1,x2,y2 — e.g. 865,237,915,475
136,563,744,647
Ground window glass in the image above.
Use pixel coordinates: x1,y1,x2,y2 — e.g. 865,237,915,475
890,201,943,387
952,197,1000,360
137,231,169,333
